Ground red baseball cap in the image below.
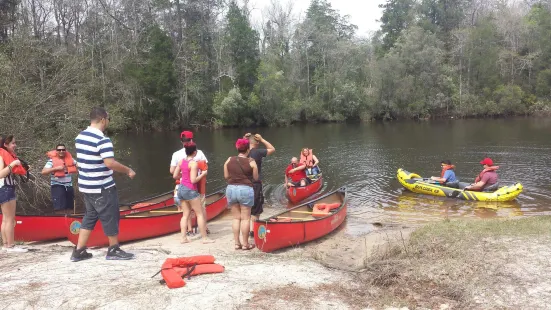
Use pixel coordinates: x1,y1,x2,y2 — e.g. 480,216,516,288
480,158,494,166
180,131,193,139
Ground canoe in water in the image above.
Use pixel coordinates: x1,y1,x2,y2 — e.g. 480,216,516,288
0,191,176,242
286,174,323,204
65,190,227,247
397,168,523,202
254,187,347,252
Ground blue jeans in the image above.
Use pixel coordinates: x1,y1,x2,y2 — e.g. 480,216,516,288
307,166,320,176
0,186,16,204
226,184,254,207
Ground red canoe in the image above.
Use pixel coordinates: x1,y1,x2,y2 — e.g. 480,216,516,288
0,191,175,242
254,187,347,252
286,174,323,204
65,190,227,247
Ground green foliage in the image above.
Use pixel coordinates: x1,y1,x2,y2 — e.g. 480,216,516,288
125,25,177,128
212,88,253,126
378,0,415,52
226,1,260,95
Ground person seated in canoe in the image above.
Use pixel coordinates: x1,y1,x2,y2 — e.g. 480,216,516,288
300,148,320,176
285,157,311,188
430,160,459,188
465,157,499,192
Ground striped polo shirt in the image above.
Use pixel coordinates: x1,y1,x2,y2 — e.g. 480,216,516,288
75,127,115,194
43,159,76,186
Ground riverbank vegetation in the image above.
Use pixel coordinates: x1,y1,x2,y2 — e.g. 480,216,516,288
249,216,551,309
1,0,551,133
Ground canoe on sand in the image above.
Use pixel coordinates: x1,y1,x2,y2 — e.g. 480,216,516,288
254,187,347,252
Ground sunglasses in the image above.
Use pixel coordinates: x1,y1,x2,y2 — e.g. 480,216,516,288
57,149,66,152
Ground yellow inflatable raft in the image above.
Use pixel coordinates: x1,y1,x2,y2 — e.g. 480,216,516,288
397,168,523,202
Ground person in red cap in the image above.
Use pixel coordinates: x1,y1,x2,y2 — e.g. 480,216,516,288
465,157,499,191
170,130,209,236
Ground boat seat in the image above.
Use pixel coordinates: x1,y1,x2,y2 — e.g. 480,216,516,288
445,181,459,189
482,182,499,192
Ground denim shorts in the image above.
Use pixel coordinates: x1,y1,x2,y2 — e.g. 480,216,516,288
81,186,119,236
0,186,16,204
177,185,200,201
226,184,254,208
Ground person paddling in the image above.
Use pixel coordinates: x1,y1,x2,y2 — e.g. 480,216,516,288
465,158,499,192
285,157,311,187
172,142,213,244
0,135,29,253
41,144,77,214
430,160,459,187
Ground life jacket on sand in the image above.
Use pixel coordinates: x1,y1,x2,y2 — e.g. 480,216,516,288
312,202,341,217
475,166,499,183
46,150,77,177
0,148,28,175
157,255,224,289
174,160,207,195
300,149,315,168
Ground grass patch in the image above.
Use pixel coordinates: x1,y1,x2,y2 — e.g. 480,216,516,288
248,217,551,309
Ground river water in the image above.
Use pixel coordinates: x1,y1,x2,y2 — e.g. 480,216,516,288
92,118,551,235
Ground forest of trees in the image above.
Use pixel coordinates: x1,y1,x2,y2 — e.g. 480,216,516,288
1,0,551,135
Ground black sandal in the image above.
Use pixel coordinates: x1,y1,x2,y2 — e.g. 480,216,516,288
241,244,255,251
235,243,242,250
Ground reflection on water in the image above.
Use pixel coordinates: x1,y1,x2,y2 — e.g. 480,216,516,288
36,118,551,234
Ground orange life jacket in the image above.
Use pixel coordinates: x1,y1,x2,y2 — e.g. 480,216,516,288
160,255,224,289
312,202,341,217
174,160,207,195
440,165,455,178
475,166,499,183
300,149,315,168
46,150,77,177
0,148,27,176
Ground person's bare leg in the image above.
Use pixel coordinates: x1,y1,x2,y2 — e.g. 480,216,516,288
191,198,213,243
76,229,92,249
180,201,191,243
1,200,16,247
240,206,253,249
107,235,119,247
231,204,241,248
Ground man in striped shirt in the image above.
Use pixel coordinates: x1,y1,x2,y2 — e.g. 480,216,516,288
70,107,136,262
41,143,76,214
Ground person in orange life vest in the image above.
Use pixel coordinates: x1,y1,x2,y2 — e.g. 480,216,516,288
430,160,458,186
169,130,209,237
300,148,320,176
285,157,311,187
465,157,499,191
41,143,77,214
0,134,29,253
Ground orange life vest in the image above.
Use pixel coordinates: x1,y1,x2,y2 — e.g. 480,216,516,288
440,165,455,178
174,160,207,195
312,202,341,217
0,148,27,175
300,149,315,168
475,166,499,183
46,150,77,177
160,255,224,289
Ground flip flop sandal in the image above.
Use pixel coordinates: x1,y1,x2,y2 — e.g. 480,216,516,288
241,244,255,251
235,243,242,250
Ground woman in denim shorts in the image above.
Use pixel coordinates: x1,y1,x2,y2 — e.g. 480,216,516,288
0,135,28,253
172,142,214,244
223,138,259,250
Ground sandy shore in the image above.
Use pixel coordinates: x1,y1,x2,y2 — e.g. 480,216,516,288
0,215,404,310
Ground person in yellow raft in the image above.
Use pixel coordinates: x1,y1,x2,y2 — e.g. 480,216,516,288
430,160,459,188
465,157,499,192
300,148,320,176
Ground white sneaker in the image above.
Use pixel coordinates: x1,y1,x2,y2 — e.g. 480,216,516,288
5,246,28,253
